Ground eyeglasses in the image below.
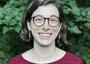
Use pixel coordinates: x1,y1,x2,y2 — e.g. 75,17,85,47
32,15,60,27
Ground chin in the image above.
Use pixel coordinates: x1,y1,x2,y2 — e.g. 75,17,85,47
38,40,53,47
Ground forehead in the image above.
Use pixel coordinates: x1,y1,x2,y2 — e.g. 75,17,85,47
32,4,59,17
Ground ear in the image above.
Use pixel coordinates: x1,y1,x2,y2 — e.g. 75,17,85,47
27,20,31,31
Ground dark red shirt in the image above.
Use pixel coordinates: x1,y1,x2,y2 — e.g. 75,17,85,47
7,52,84,64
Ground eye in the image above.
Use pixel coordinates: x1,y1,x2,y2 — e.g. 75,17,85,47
50,19,57,22
34,16,43,21
50,17,59,22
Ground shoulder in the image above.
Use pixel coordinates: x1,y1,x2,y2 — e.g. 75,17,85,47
62,52,84,64
7,54,27,64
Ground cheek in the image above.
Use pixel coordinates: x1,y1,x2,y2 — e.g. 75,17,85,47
31,28,39,36
52,27,60,33
52,25,61,33
31,27,39,31
30,22,40,31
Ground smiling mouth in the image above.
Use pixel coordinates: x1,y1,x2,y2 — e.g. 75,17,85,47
38,33,52,39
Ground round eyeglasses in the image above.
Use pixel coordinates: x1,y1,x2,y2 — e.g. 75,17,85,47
32,15,60,27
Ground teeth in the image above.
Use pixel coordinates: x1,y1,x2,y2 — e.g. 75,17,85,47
40,33,50,37
39,33,52,38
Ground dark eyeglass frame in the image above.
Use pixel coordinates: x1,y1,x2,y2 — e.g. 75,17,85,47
31,15,62,27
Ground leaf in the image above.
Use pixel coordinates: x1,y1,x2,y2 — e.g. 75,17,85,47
9,19,17,26
71,7,80,16
65,17,75,26
63,6,71,14
87,8,90,15
87,15,90,22
68,26,82,34
0,8,4,19
85,23,90,29
68,0,77,8
75,16,87,22
3,27,9,34
68,21,75,26
14,26,20,33
86,8,90,22
0,19,2,25
0,51,5,58
81,8,87,17
86,59,90,64
75,16,83,22
3,27,13,34
2,16,11,25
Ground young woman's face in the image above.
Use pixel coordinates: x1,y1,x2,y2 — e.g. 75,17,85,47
28,4,61,46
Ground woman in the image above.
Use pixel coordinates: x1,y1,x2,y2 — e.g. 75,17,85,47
8,0,84,64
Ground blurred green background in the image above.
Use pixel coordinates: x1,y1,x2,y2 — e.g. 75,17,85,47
0,0,90,64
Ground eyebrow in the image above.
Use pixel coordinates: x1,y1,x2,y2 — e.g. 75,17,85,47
32,15,59,18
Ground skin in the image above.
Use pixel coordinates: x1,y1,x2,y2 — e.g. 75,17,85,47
22,4,66,63
29,4,60,46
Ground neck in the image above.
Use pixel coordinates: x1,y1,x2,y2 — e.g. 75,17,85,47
32,40,56,60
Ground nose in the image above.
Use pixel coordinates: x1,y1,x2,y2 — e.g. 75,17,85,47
42,19,50,31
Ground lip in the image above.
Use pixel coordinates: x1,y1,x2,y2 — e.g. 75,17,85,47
38,32,52,39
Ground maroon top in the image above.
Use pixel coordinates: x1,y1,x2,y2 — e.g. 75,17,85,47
7,52,84,64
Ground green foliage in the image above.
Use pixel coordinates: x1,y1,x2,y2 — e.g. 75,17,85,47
0,0,90,64
0,0,29,34
68,25,82,34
